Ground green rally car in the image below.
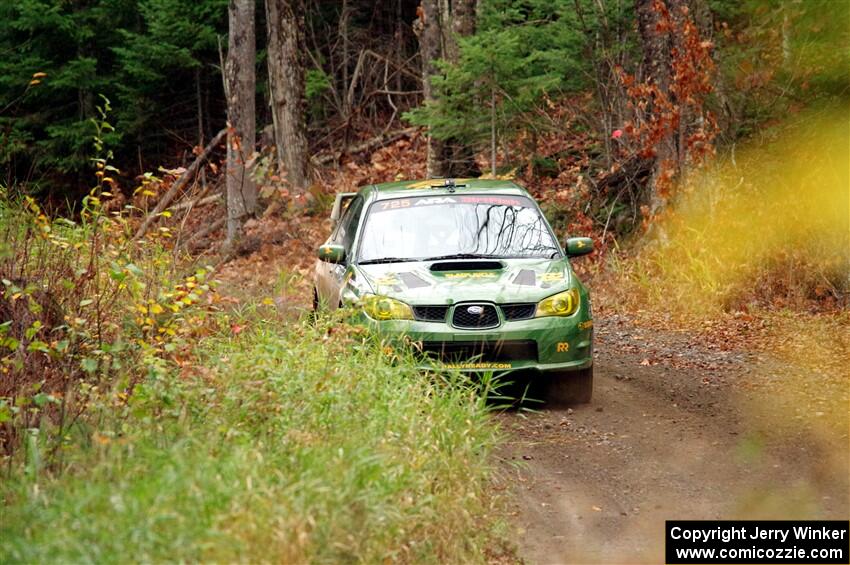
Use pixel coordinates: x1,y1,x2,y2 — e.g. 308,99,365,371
313,178,595,403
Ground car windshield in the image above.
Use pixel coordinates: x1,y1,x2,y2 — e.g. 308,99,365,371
357,194,560,263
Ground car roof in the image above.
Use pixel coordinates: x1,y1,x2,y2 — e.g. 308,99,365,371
359,178,531,201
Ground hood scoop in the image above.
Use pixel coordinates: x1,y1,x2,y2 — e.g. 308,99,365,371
430,260,504,272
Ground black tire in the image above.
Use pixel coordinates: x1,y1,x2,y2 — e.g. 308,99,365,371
546,366,593,406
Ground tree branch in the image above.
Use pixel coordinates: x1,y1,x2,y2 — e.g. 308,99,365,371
134,127,226,240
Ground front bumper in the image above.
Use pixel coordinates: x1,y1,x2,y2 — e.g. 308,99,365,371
357,312,593,374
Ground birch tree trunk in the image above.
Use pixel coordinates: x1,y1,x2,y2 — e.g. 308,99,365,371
225,0,257,244
266,0,311,205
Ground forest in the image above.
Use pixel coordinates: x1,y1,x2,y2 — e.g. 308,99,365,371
1,0,848,563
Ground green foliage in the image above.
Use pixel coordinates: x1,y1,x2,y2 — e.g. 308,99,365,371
0,0,227,193
0,317,504,562
305,68,333,101
0,0,133,186
405,0,614,150
111,0,227,153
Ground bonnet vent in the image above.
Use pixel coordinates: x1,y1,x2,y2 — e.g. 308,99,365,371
429,260,504,272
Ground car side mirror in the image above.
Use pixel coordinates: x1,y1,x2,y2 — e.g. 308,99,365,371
317,244,346,264
565,237,594,257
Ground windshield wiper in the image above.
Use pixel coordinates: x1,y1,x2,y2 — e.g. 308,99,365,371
419,253,496,261
358,257,415,265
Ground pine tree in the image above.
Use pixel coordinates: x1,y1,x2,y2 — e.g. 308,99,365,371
0,0,134,189
406,0,590,174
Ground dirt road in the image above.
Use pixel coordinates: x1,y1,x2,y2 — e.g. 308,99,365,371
499,314,849,564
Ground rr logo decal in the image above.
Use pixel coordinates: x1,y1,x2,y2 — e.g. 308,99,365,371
556,342,570,352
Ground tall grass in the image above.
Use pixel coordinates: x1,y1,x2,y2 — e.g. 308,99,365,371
0,317,504,563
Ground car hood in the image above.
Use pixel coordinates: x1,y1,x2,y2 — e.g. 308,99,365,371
353,258,572,304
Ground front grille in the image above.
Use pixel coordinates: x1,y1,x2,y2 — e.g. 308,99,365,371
501,303,536,320
412,305,449,322
452,303,500,329
420,340,538,363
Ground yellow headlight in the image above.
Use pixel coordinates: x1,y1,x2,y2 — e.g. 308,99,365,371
361,294,414,320
536,288,580,317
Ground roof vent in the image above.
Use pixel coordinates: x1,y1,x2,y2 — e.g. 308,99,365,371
430,178,468,192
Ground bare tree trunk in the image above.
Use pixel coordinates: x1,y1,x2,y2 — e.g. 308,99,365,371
414,0,479,178
225,0,257,245
340,0,351,118
266,0,311,205
490,83,496,176
635,0,682,216
415,0,446,177
447,0,476,56
442,0,479,177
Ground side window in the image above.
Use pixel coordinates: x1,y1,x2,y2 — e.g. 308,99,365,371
333,196,363,255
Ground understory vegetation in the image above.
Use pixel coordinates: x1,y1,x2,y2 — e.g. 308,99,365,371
0,167,504,559
0,213,503,560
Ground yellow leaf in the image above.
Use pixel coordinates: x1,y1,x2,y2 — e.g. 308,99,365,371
149,303,164,314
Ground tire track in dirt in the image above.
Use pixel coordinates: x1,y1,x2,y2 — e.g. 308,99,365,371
499,316,849,564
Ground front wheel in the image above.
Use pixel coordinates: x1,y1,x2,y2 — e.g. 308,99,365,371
546,366,593,406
